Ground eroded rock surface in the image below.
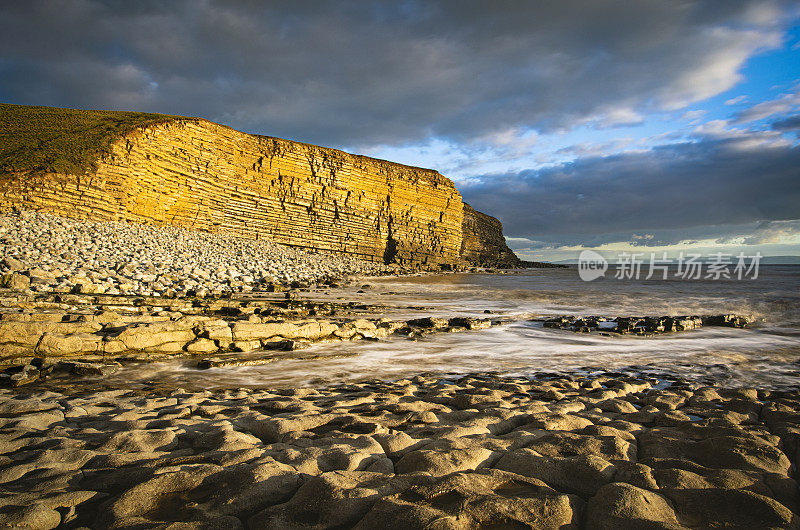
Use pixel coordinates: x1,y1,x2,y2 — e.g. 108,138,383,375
1,373,799,528
540,314,749,336
0,290,504,380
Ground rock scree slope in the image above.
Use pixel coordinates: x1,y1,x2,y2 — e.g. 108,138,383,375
0,103,522,269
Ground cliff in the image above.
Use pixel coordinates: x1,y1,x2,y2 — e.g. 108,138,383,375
461,203,524,267
0,103,524,269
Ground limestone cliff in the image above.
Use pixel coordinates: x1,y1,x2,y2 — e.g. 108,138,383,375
461,203,523,267
0,103,526,269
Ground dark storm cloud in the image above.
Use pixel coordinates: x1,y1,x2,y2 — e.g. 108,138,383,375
772,115,800,130
461,134,800,247
0,0,793,146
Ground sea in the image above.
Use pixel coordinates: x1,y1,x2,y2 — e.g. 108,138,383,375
103,265,800,391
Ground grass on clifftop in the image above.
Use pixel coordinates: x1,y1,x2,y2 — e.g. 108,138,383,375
0,103,186,175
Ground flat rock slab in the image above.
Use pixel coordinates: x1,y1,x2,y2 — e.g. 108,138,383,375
1,372,799,529
539,313,749,335
0,290,502,383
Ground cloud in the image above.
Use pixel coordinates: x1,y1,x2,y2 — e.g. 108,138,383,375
555,138,636,158
0,0,794,147
741,219,800,244
734,88,800,123
681,110,708,123
461,129,800,248
692,119,792,148
593,107,644,129
725,95,749,105
772,115,800,130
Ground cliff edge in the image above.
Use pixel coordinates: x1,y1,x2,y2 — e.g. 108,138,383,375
0,103,533,269
461,203,522,267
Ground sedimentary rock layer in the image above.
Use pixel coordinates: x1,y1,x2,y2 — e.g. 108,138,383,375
0,290,499,367
461,203,523,267
1,109,465,268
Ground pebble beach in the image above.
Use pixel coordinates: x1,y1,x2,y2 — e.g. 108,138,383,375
0,209,395,297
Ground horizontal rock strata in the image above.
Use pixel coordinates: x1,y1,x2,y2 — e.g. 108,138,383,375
461,203,525,268
1,372,798,528
1,105,472,268
0,291,505,381
540,314,750,335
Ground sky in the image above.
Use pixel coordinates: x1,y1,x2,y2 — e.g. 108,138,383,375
1,0,799,262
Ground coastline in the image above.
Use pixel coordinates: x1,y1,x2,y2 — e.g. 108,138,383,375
1,209,799,528
2,7,800,528
0,283,762,391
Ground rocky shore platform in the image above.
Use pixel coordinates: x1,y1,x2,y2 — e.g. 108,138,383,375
2,208,796,529
0,287,509,386
0,283,757,389
539,314,749,335
2,371,799,529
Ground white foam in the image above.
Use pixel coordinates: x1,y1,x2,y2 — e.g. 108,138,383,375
101,267,800,389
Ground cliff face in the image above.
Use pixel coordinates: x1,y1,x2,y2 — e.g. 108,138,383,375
460,203,522,267
0,104,525,269
1,116,463,268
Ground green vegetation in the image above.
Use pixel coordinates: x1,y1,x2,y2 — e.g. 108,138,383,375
0,103,188,175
